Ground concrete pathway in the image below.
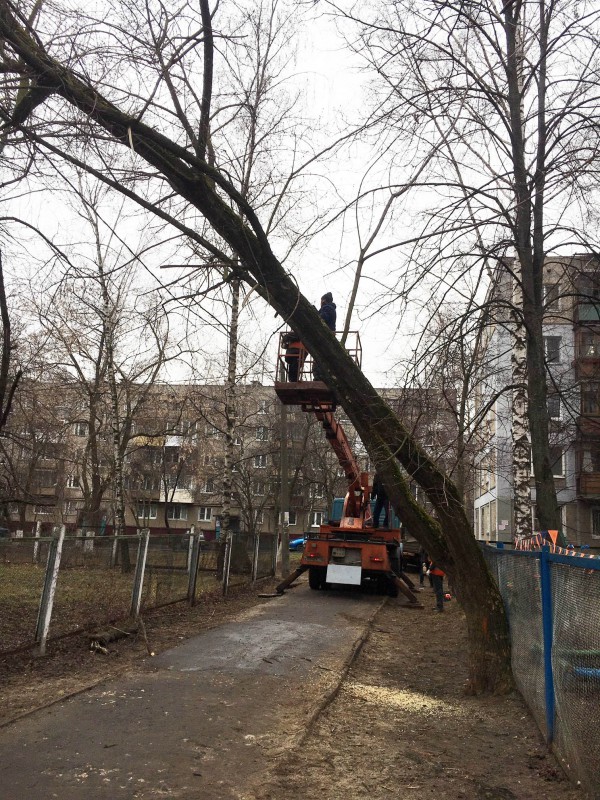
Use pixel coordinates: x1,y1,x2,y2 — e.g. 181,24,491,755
0,584,383,800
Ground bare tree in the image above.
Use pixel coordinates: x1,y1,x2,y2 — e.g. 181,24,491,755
330,0,600,544
0,0,515,692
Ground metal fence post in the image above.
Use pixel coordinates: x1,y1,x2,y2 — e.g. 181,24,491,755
32,520,42,563
34,525,66,656
187,525,195,573
187,532,202,606
130,529,150,618
222,533,232,596
539,545,555,745
252,533,260,582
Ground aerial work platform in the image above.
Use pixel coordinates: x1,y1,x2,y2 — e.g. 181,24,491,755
273,330,361,413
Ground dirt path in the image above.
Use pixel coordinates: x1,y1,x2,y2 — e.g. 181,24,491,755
0,579,587,799
251,595,583,800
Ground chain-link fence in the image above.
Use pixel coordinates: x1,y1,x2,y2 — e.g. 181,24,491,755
0,528,276,656
483,545,600,797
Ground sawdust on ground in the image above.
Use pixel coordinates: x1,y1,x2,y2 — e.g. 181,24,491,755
0,578,588,800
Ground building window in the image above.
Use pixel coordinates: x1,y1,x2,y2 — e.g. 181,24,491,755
197,507,212,521
543,283,560,312
206,424,221,438
137,502,157,520
481,504,490,538
547,395,561,419
583,447,600,473
202,478,216,493
63,501,80,516
143,475,160,491
580,332,600,357
544,336,562,363
66,474,80,488
310,485,324,499
253,454,267,468
578,275,600,320
256,426,268,441
73,421,89,437
550,447,565,478
592,508,600,539
258,400,268,415
33,469,56,488
234,435,243,446
288,510,297,526
34,504,54,515
254,480,265,496
310,511,324,527
582,385,600,415
167,504,188,520
255,510,264,525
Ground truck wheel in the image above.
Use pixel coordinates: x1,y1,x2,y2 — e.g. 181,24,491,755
308,566,324,590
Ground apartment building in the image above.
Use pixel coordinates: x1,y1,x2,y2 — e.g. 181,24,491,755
474,254,600,546
0,380,351,539
0,377,459,540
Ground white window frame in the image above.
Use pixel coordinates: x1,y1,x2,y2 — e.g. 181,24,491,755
73,421,89,437
543,336,562,364
66,474,80,488
197,506,212,522
202,478,215,493
255,426,268,441
547,395,561,419
253,454,267,468
63,500,80,516
137,502,157,520
310,511,324,528
257,400,268,415
254,480,265,496
543,283,560,312
167,504,188,521
592,508,600,539
288,510,297,526
550,447,565,478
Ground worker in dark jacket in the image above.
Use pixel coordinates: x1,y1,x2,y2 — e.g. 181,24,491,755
313,292,337,380
371,473,389,529
427,559,446,612
318,292,336,331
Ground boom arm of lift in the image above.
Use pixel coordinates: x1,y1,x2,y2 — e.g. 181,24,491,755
313,407,371,524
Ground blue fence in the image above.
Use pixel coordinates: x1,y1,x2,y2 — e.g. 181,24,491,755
482,545,600,797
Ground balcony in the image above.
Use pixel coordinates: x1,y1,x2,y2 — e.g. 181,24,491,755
574,356,600,380
578,472,600,497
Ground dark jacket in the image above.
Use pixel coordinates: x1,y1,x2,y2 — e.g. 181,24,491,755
371,475,387,501
318,301,337,331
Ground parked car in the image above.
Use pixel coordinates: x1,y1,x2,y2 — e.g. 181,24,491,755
289,536,306,551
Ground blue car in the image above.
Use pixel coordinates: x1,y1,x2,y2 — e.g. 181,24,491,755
289,536,306,551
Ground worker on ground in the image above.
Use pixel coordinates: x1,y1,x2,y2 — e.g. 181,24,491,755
419,546,433,588
426,558,446,612
371,473,389,529
313,292,337,380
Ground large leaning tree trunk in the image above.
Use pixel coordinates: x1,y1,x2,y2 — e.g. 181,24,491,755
0,3,511,693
